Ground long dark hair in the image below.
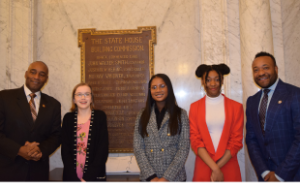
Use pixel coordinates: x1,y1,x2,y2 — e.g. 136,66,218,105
139,74,182,138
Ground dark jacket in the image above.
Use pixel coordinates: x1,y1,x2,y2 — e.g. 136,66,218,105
0,86,61,181
61,110,108,181
246,79,300,181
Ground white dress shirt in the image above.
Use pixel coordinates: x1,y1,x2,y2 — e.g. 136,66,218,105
24,84,41,115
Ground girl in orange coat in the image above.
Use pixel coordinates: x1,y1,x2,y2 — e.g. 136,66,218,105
189,64,244,181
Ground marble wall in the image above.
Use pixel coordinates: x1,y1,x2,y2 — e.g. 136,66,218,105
0,0,300,181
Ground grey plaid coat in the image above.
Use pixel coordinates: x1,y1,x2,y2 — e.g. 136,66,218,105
133,106,190,181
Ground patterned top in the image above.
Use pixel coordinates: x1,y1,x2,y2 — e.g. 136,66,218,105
76,119,90,179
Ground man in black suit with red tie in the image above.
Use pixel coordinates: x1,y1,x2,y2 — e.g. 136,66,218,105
0,61,61,181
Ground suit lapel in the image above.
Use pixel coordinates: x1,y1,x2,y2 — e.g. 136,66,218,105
215,95,231,160
17,87,34,129
197,96,215,155
31,93,48,131
148,106,163,146
158,111,170,137
265,80,287,134
251,90,265,141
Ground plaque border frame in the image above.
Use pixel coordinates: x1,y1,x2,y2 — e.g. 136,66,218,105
78,26,156,153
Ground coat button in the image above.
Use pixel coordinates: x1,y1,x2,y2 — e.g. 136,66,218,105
147,134,149,137
167,133,170,136
150,149,153,152
161,148,164,152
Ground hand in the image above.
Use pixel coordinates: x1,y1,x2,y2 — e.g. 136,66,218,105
264,171,279,182
211,168,224,182
17,145,32,160
31,151,42,161
26,141,42,161
80,178,86,182
150,177,159,182
157,177,168,182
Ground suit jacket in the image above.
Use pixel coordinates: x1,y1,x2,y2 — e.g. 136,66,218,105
246,79,300,181
61,110,108,181
189,95,244,181
0,86,61,181
133,106,190,181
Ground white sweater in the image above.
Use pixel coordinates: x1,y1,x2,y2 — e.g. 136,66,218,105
205,94,225,152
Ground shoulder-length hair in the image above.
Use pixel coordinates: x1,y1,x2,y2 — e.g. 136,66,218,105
70,83,94,112
139,74,182,138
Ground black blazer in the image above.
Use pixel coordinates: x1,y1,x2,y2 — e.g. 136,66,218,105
0,86,62,181
61,110,108,181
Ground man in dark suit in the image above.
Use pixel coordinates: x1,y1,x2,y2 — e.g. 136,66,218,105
0,61,61,181
246,52,300,181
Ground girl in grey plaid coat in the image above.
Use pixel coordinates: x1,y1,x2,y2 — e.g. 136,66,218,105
134,74,190,181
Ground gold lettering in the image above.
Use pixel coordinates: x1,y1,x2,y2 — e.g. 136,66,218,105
107,38,122,44
125,117,136,121
105,110,124,115
95,99,114,104
124,37,142,43
88,60,144,66
113,45,144,52
130,93,145,97
115,80,147,84
116,93,128,97
115,86,145,90
127,111,139,115
93,87,113,91
96,55,107,59
107,116,125,122
118,99,142,104
108,55,138,59
94,93,115,97
91,39,103,44
108,122,124,127
91,46,113,53
102,105,129,110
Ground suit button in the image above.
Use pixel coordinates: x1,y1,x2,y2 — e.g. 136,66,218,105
268,157,271,160
161,148,164,152
150,149,153,152
167,133,170,136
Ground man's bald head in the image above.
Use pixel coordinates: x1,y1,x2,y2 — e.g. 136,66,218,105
25,61,49,93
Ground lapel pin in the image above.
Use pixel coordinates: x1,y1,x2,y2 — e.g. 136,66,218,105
278,100,282,104
42,104,46,108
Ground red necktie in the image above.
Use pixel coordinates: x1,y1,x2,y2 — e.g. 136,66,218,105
259,89,270,136
29,93,37,122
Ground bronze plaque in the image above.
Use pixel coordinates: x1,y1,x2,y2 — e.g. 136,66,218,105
78,27,156,153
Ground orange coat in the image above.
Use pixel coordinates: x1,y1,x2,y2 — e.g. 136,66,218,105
189,95,244,181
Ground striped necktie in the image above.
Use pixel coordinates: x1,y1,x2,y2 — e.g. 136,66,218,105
29,93,37,122
259,89,270,136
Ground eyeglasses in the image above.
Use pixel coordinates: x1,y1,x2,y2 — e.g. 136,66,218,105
74,93,92,98
150,84,166,90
